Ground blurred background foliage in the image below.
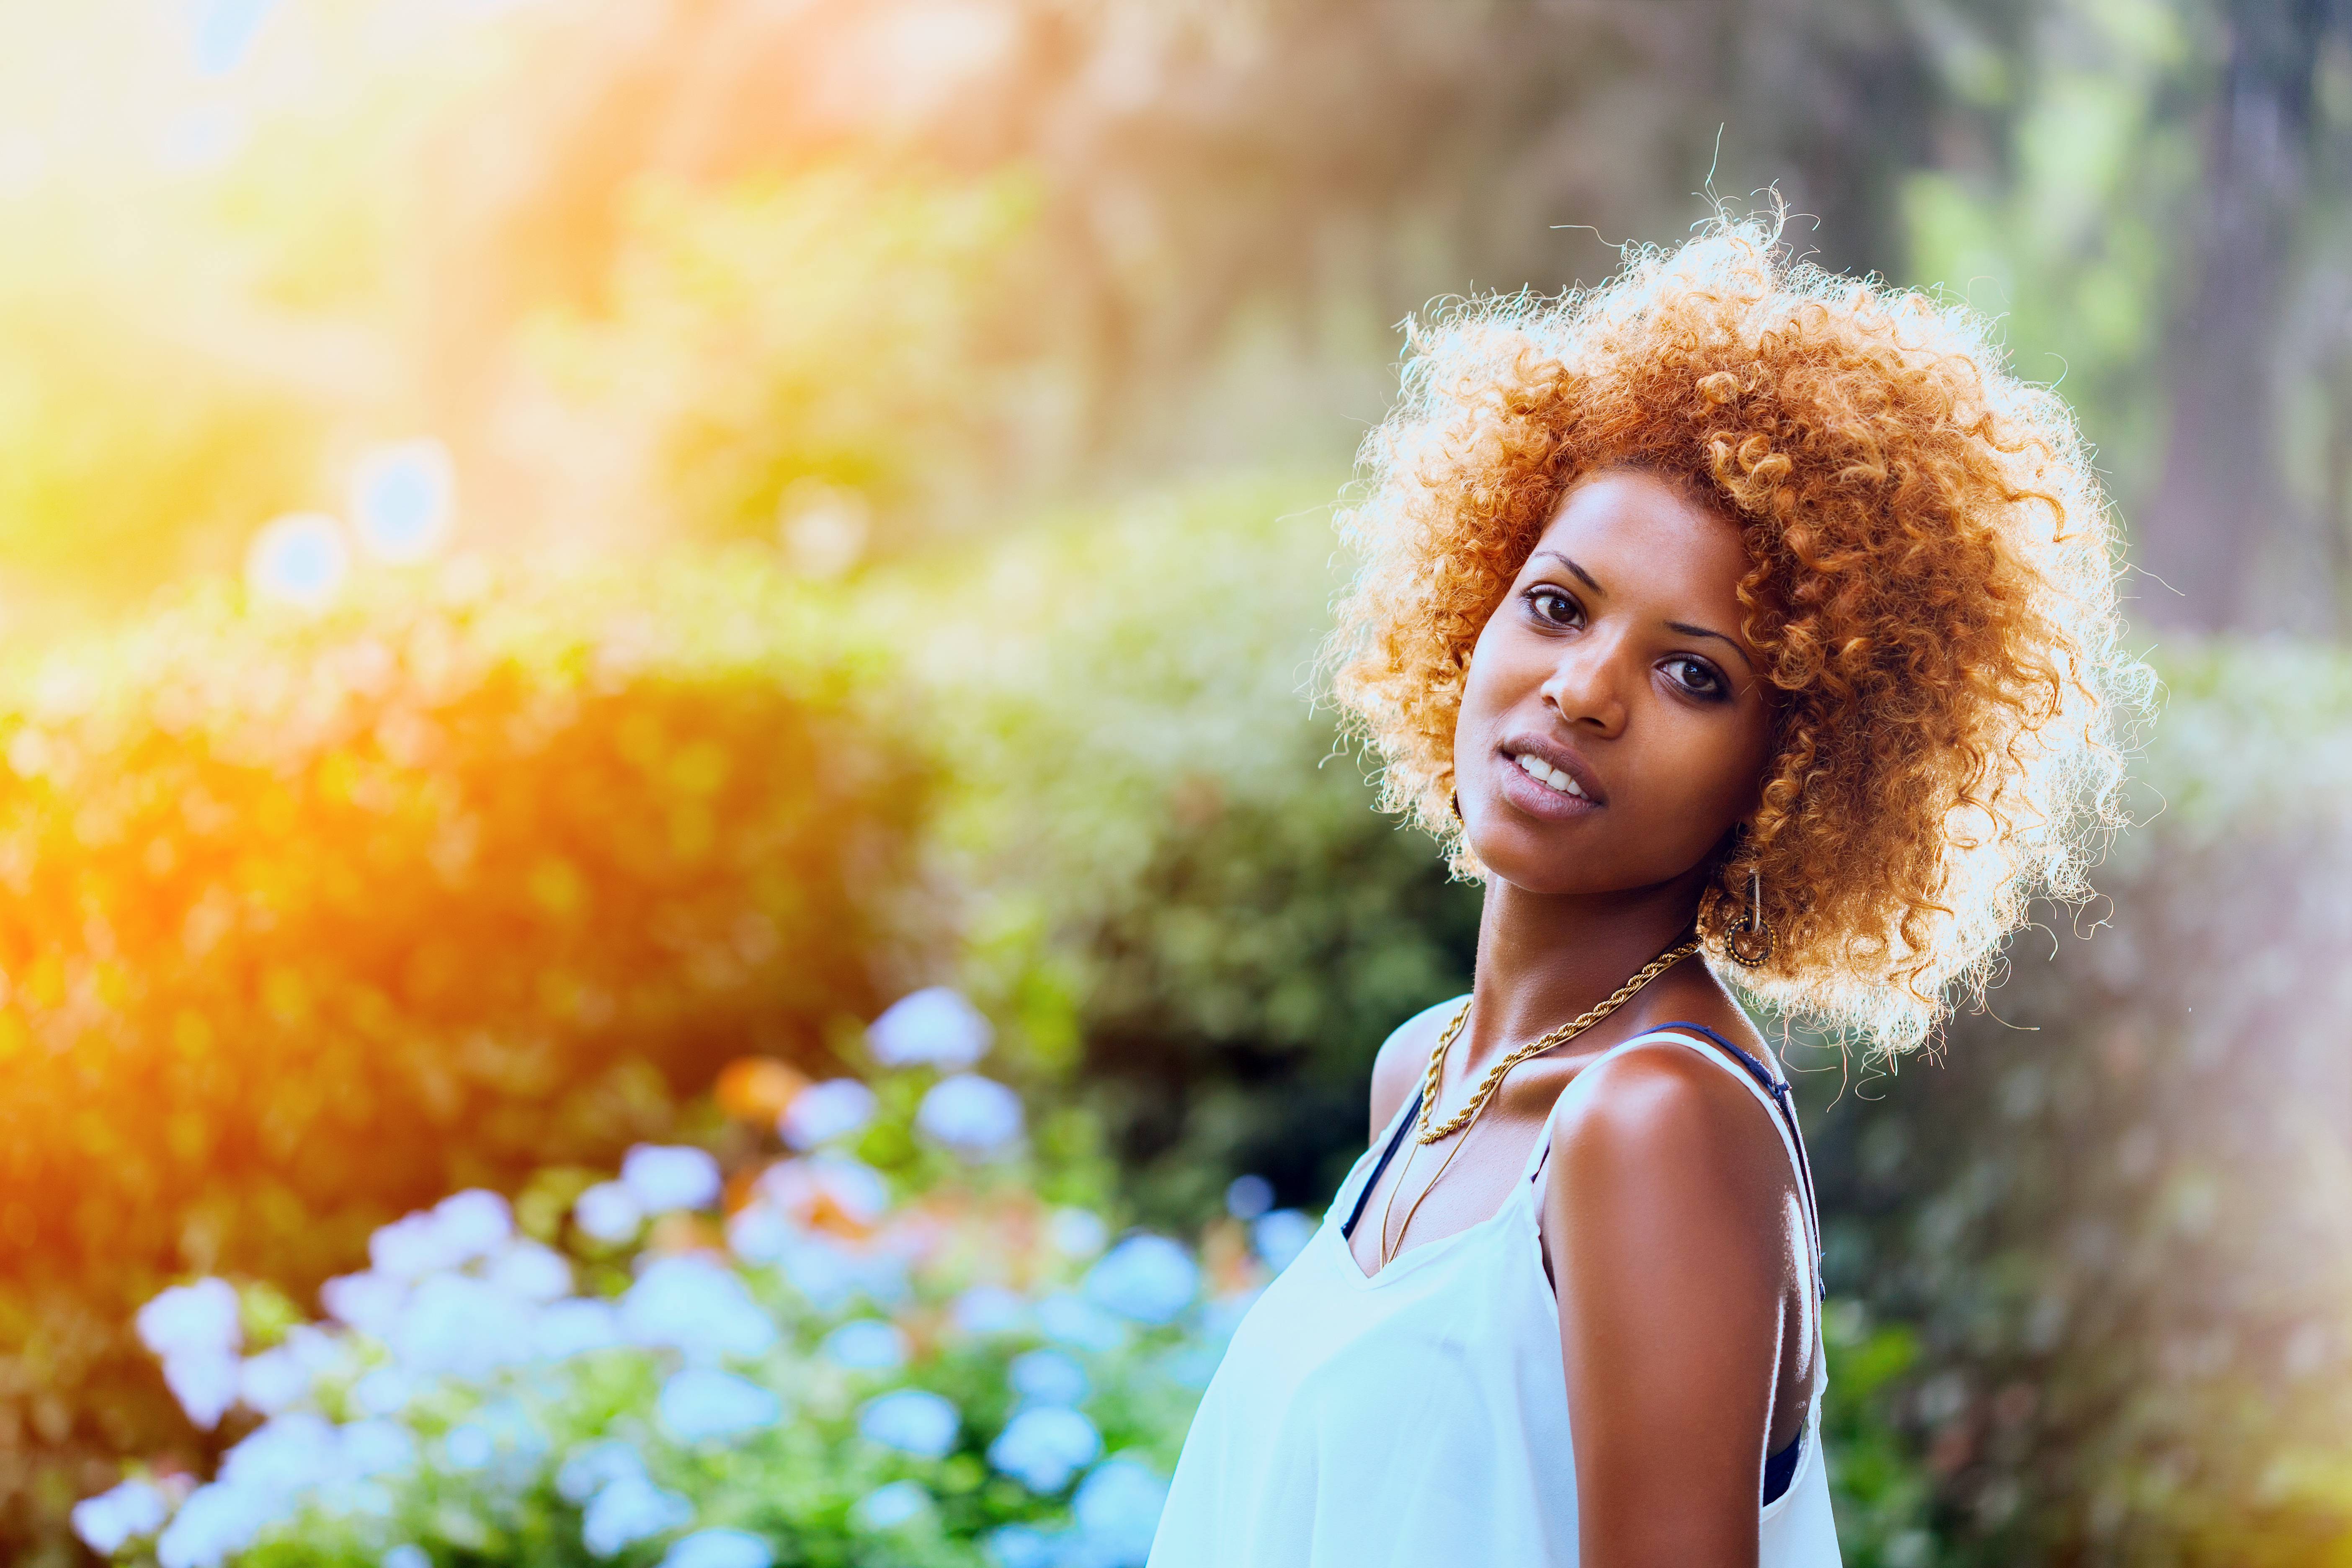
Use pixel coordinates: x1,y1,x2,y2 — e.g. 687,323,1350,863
3,0,2352,1564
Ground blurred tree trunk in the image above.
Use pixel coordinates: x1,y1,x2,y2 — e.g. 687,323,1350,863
2138,0,2330,631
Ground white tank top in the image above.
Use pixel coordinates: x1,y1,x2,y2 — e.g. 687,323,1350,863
1149,1014,1842,1568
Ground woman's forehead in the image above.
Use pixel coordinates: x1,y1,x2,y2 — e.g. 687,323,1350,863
1526,469,1749,603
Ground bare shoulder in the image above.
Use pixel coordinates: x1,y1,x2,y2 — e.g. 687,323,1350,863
1547,1039,1789,1220
1365,995,1465,1145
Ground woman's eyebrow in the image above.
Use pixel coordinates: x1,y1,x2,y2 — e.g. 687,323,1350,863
1531,550,1602,593
1664,620,1756,672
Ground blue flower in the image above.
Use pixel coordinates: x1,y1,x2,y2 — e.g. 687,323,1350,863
779,1079,876,1150
820,1318,908,1372
486,1240,574,1302
1071,1458,1170,1567
857,1389,960,1459
573,1181,645,1244
155,1479,278,1568
349,439,454,564
916,1075,1024,1157
984,1523,1062,1568
1083,1236,1199,1325
369,1191,510,1277
137,1279,242,1362
1224,1174,1275,1219
245,513,351,611
1252,1210,1317,1272
389,1273,534,1376
318,1271,407,1339
621,1256,777,1362
338,1419,415,1479
952,1284,1029,1336
1008,1348,1089,1406
581,1473,694,1557
556,1439,649,1505
868,987,993,1069
1049,1208,1108,1259
623,1145,723,1213
850,1479,931,1532
659,1528,776,1568
443,1424,495,1471
989,1406,1102,1493
70,1478,168,1554
725,1203,794,1263
531,1297,624,1360
160,1350,240,1430
1035,1292,1127,1352
351,1367,415,1416
382,1547,430,1568
658,1367,784,1444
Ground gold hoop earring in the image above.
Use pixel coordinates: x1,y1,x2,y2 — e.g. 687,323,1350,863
1725,868,1774,967
1449,792,1463,823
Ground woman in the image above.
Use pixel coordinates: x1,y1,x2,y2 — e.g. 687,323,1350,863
1147,222,2140,1567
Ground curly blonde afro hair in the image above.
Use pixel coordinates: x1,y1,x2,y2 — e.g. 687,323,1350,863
1328,219,2147,1052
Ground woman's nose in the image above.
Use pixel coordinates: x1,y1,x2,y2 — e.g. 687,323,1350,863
1539,640,1630,737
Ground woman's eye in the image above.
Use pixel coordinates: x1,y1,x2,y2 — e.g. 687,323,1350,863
1665,656,1726,698
1526,586,1582,627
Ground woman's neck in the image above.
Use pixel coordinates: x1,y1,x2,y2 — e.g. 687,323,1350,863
1462,876,1707,1073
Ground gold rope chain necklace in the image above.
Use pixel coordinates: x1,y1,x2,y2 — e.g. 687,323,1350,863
1375,936,1702,1269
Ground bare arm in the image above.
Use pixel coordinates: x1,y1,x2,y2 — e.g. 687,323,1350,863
1545,1046,1800,1567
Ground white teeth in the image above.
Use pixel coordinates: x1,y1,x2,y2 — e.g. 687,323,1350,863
1513,752,1588,799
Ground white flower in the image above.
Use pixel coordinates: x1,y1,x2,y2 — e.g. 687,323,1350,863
989,1406,1101,1492
622,1145,723,1213
1008,1349,1089,1406
1084,1236,1199,1325
916,1074,1024,1157
349,439,455,564
352,1367,415,1416
779,1079,876,1150
383,1547,431,1568
1071,1458,1169,1567
339,1418,416,1479
868,987,993,1069
819,1319,908,1372
856,1389,959,1459
621,1256,777,1362
850,1480,931,1532
1252,1210,1317,1273
246,513,351,611
71,1479,168,1554
657,1367,784,1444
984,1523,1060,1568
137,1279,242,1362
574,1181,646,1244
660,1527,776,1568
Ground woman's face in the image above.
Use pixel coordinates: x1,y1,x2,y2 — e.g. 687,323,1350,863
1452,467,1776,900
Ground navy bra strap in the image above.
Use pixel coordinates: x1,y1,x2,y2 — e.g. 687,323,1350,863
1340,1089,1422,1242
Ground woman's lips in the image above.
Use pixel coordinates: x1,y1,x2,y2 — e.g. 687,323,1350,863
1494,746,1602,820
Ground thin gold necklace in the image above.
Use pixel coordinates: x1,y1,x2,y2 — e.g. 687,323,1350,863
1375,937,1701,1269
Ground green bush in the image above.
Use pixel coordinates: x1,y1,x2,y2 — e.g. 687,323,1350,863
893,476,1481,1222
0,554,928,1564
